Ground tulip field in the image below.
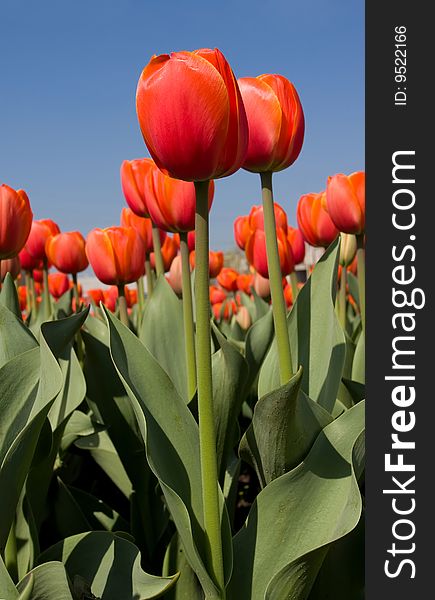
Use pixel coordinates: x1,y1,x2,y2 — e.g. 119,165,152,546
0,48,365,599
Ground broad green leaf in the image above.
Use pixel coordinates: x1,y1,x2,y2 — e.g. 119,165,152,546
240,368,332,488
244,310,274,395
60,411,104,452
0,554,18,599
17,561,73,600
67,485,129,533
15,490,40,581
54,289,73,318
259,239,346,414
229,401,365,599
38,531,178,599
139,276,189,402
0,304,37,368
352,331,365,384
212,325,249,482
0,272,21,318
163,534,203,600
104,308,232,597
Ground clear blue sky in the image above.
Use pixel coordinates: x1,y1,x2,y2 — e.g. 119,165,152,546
0,0,364,250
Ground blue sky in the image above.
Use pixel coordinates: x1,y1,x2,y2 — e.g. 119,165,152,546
0,0,364,251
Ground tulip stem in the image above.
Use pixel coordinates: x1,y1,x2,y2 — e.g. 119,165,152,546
260,171,293,384
145,254,154,297
117,285,130,328
356,234,365,333
72,273,84,364
195,180,225,596
72,273,81,311
137,275,145,320
152,224,165,277
290,271,299,304
338,266,347,331
29,272,37,315
42,260,52,320
180,232,197,400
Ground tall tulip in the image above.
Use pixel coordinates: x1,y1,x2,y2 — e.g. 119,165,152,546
246,227,294,280
136,48,249,592
0,184,33,260
86,226,145,326
238,73,305,384
297,192,339,248
48,272,70,299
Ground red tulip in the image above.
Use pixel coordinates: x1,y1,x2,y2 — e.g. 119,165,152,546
1,256,21,281
209,285,227,305
18,285,27,311
238,74,305,173
283,282,293,308
45,231,88,274
236,274,254,294
86,226,146,285
145,164,215,232
297,192,339,248
120,207,166,254
248,202,288,232
136,48,249,181
48,272,70,299
150,235,178,272
245,227,294,279
26,219,60,261
233,215,251,250
326,171,365,234
0,184,33,259
120,158,154,218
190,250,224,278
168,254,183,294
287,226,305,265
212,298,238,321
87,288,105,306
19,246,42,272
217,267,239,291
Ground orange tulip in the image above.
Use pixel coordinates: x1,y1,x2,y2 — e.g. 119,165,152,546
87,288,105,306
86,226,146,285
18,285,27,312
236,273,254,294
326,171,365,234
245,227,294,279
248,202,288,232
297,192,339,248
1,256,21,281
19,246,42,272
120,207,166,254
233,215,251,250
45,231,88,274
125,286,138,308
209,285,227,305
120,158,154,218
238,74,305,173
150,235,179,272
145,164,215,232
217,267,239,291
283,282,293,308
0,184,33,259
190,250,224,278
136,48,249,182
287,226,305,265
26,219,60,261
212,298,238,321
48,272,70,299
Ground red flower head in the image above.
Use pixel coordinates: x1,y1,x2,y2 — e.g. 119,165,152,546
238,74,305,173
245,227,294,279
326,171,365,234
233,215,251,250
0,184,33,259
150,235,179,272
120,207,166,254
48,272,70,299
297,192,339,248
287,226,306,265
136,48,249,181
217,267,239,291
45,231,88,274
86,226,146,285
120,158,154,218
26,219,61,261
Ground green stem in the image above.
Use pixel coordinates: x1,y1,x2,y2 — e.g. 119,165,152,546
194,180,225,596
72,273,84,364
42,259,52,320
180,231,197,400
30,272,37,315
152,224,165,277
137,275,145,325
290,271,299,304
117,284,130,328
356,234,365,333
338,266,347,331
145,254,154,297
5,518,18,583
260,171,293,384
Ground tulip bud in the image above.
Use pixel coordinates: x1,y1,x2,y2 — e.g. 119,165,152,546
339,233,357,267
326,171,365,234
0,184,33,259
238,74,305,173
168,255,183,294
253,272,271,298
235,305,251,330
136,48,249,181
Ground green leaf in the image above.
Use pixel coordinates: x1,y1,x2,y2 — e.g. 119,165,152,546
38,531,178,599
104,308,232,597
0,304,38,368
163,534,203,600
0,272,21,318
229,401,365,599
67,485,129,533
347,272,360,309
251,289,270,320
244,310,274,395
211,324,249,482
0,554,18,599
240,368,332,488
259,239,346,414
17,561,73,600
139,276,189,402
54,289,73,318
352,332,365,384
60,411,104,452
